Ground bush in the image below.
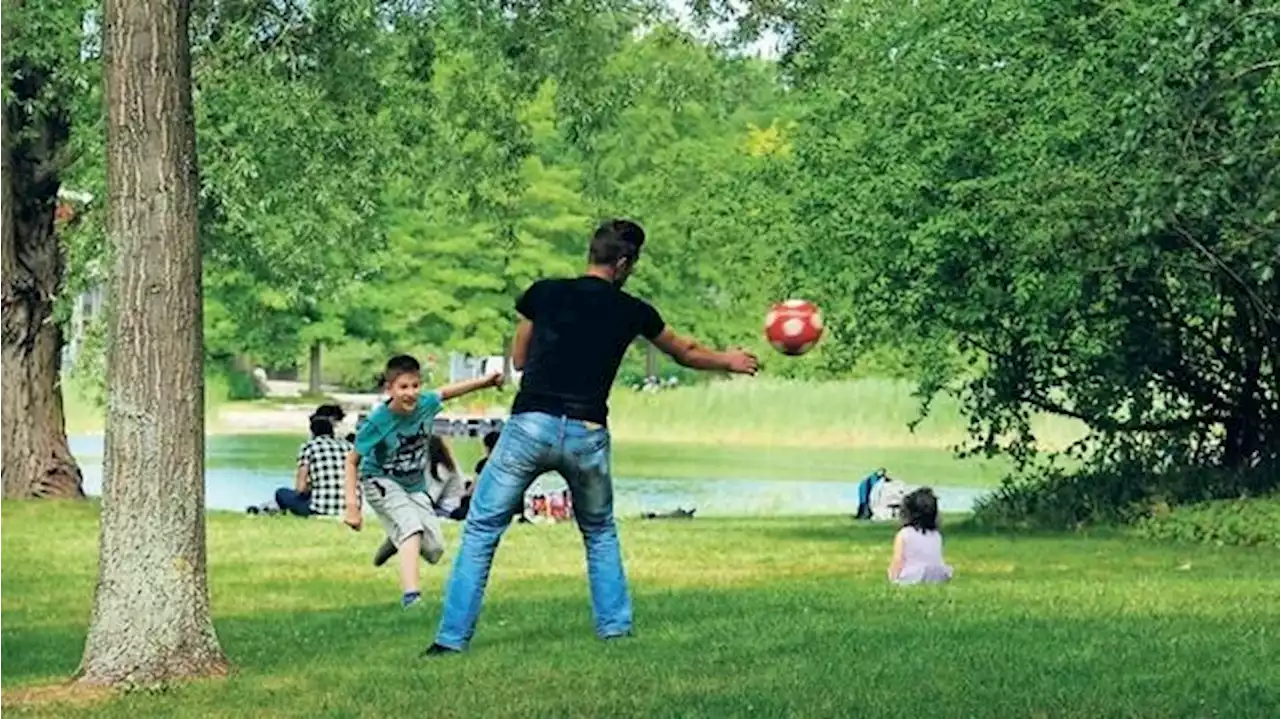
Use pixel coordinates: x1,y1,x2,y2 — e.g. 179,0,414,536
972,459,1279,531
206,358,263,402
1131,497,1280,548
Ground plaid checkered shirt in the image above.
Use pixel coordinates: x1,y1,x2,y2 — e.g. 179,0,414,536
296,436,355,516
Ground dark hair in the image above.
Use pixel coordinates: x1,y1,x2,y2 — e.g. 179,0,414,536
482,430,501,453
315,403,346,422
428,435,458,481
384,355,421,384
588,219,645,266
309,416,335,438
901,487,940,532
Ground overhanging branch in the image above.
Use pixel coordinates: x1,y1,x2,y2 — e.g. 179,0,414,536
1017,393,1219,433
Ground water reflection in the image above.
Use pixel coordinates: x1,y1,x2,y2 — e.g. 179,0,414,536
69,435,989,517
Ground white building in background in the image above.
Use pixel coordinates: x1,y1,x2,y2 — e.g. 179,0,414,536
449,353,521,385
58,187,103,372
63,284,105,371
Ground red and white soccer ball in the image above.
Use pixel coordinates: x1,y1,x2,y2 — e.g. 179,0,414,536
765,299,824,356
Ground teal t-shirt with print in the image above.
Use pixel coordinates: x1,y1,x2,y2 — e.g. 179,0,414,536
355,391,444,492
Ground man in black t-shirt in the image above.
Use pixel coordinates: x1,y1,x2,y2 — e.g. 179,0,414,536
427,219,758,655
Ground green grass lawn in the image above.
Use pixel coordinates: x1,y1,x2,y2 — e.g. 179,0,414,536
3,501,1278,717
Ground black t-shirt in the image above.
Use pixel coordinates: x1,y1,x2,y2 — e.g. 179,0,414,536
511,276,665,425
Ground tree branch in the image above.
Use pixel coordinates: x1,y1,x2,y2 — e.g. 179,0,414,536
1231,58,1280,82
34,146,83,185
1017,393,1219,433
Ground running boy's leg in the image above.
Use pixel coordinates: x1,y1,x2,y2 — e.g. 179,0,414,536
433,414,552,650
558,422,632,639
366,478,434,606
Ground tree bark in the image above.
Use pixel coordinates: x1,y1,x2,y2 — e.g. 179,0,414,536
1,31,86,500
308,341,322,395
77,0,230,685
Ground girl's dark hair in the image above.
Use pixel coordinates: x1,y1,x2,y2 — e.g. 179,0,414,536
901,487,940,532
428,435,458,480
315,403,346,422
309,416,335,438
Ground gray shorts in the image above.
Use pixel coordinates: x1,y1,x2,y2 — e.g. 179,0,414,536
364,477,444,559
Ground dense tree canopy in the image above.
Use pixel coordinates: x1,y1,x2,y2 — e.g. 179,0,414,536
16,0,1277,506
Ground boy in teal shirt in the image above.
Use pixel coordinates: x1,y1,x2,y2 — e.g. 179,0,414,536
344,354,501,608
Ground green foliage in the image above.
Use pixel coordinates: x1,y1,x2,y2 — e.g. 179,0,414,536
1132,496,1280,548
194,0,390,366
65,316,108,407
780,0,1279,485
973,459,1279,530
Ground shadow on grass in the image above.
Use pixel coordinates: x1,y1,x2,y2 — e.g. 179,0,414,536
5,576,1279,719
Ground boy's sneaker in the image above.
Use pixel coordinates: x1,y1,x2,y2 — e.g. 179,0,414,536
420,643,460,658
373,539,397,567
401,591,422,609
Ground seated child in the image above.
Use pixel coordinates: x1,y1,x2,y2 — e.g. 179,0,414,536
345,354,502,608
887,487,954,585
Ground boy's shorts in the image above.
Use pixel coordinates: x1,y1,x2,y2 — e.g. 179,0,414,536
364,477,444,562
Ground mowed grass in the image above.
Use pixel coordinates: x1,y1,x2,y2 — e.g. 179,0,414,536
606,378,1087,450
4,502,1278,718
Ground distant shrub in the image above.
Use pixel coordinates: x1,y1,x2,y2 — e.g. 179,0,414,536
1131,497,1280,548
972,459,1278,532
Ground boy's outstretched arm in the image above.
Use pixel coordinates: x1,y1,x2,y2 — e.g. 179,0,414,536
651,328,758,375
437,372,503,401
343,451,362,531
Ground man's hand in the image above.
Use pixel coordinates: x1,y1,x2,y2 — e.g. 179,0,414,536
343,507,362,531
724,347,759,376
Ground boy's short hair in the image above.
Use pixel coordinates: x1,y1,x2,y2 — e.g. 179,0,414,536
309,416,335,438
588,219,645,265
482,430,501,453
384,354,421,385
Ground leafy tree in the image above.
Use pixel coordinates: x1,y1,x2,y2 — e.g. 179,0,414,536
1,0,97,498
783,0,1278,488
194,0,388,379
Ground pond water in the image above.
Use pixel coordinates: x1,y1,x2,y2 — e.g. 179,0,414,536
68,435,991,518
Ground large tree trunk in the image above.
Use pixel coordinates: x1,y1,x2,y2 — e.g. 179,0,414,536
308,341,322,394
0,33,85,500
77,0,229,685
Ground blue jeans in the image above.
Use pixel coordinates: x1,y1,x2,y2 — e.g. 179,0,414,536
275,488,313,517
434,412,631,649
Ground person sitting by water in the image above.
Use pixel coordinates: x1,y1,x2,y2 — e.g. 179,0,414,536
372,435,471,567
452,430,502,521
276,415,354,517
314,403,351,442
887,487,954,585
855,468,888,520
870,475,908,521
426,435,468,519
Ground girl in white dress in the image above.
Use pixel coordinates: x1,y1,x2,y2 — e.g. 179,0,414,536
887,488,954,585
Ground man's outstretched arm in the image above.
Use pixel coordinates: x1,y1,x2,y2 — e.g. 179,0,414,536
651,327,758,375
